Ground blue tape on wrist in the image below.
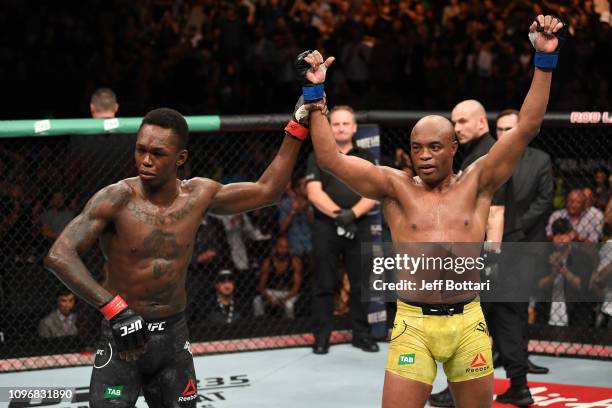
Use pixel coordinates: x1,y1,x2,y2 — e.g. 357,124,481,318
534,52,558,70
303,84,324,101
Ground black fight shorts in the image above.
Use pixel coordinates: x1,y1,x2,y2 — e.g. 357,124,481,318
90,312,197,408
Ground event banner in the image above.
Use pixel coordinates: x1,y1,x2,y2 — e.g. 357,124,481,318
354,124,387,338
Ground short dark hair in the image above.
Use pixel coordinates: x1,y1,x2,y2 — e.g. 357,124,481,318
90,88,117,111
57,288,74,299
495,109,519,124
551,218,573,235
140,108,189,150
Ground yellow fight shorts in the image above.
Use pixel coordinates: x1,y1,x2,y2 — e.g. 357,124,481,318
385,297,493,385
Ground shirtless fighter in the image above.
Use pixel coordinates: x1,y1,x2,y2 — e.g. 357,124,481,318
304,14,564,408
44,100,310,407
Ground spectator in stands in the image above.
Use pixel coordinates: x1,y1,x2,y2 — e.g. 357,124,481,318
546,189,604,242
38,289,78,338
334,266,351,317
7,0,612,117
40,191,75,244
278,176,313,258
89,88,119,118
538,218,595,327
192,214,230,276
205,269,246,326
593,168,610,211
0,183,21,247
253,235,303,319
210,212,271,274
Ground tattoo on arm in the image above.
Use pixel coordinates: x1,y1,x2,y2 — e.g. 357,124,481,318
45,182,131,307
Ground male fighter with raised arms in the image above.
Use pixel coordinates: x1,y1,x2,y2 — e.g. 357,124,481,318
44,101,310,407
304,14,564,408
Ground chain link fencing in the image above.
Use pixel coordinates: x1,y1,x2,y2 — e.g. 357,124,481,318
0,115,610,372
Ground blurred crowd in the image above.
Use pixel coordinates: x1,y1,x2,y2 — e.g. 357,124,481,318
0,0,611,356
2,0,611,119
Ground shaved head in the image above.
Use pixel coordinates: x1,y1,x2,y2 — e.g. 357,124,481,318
411,115,455,143
454,100,486,119
451,99,489,145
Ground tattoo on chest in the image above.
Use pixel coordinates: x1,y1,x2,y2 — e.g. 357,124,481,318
143,230,181,280
127,195,195,226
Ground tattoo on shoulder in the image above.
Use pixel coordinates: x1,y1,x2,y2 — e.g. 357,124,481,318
84,183,130,214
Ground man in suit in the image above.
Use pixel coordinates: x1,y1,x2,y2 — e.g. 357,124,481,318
495,109,553,374
496,110,553,243
38,289,78,338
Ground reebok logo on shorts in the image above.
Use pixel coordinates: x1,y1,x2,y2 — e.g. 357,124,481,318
398,353,415,365
466,352,489,374
104,386,123,398
178,379,198,402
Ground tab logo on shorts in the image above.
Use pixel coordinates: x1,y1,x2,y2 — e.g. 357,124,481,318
177,379,198,402
147,322,165,331
466,352,490,374
398,353,416,365
104,385,123,399
184,341,192,355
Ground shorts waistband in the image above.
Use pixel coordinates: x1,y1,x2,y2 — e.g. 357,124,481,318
398,296,478,316
102,311,186,332
145,311,185,325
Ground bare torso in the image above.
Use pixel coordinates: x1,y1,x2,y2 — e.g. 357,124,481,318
100,177,216,319
382,165,492,303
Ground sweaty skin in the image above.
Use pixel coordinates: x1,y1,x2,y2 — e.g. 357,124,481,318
308,63,554,305
45,124,301,320
374,117,488,303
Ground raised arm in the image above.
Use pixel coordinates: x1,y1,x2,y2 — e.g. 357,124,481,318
208,134,302,215
310,110,395,201
44,182,130,308
478,15,564,195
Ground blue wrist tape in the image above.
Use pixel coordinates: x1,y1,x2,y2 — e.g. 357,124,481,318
303,84,324,101
534,52,558,70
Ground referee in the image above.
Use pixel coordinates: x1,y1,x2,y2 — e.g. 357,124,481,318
306,105,379,354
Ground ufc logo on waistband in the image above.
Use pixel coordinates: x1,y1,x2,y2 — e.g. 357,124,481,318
120,320,143,336
147,322,166,331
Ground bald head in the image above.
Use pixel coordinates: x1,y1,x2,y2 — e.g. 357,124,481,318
411,115,455,143
451,99,489,145
455,100,486,118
